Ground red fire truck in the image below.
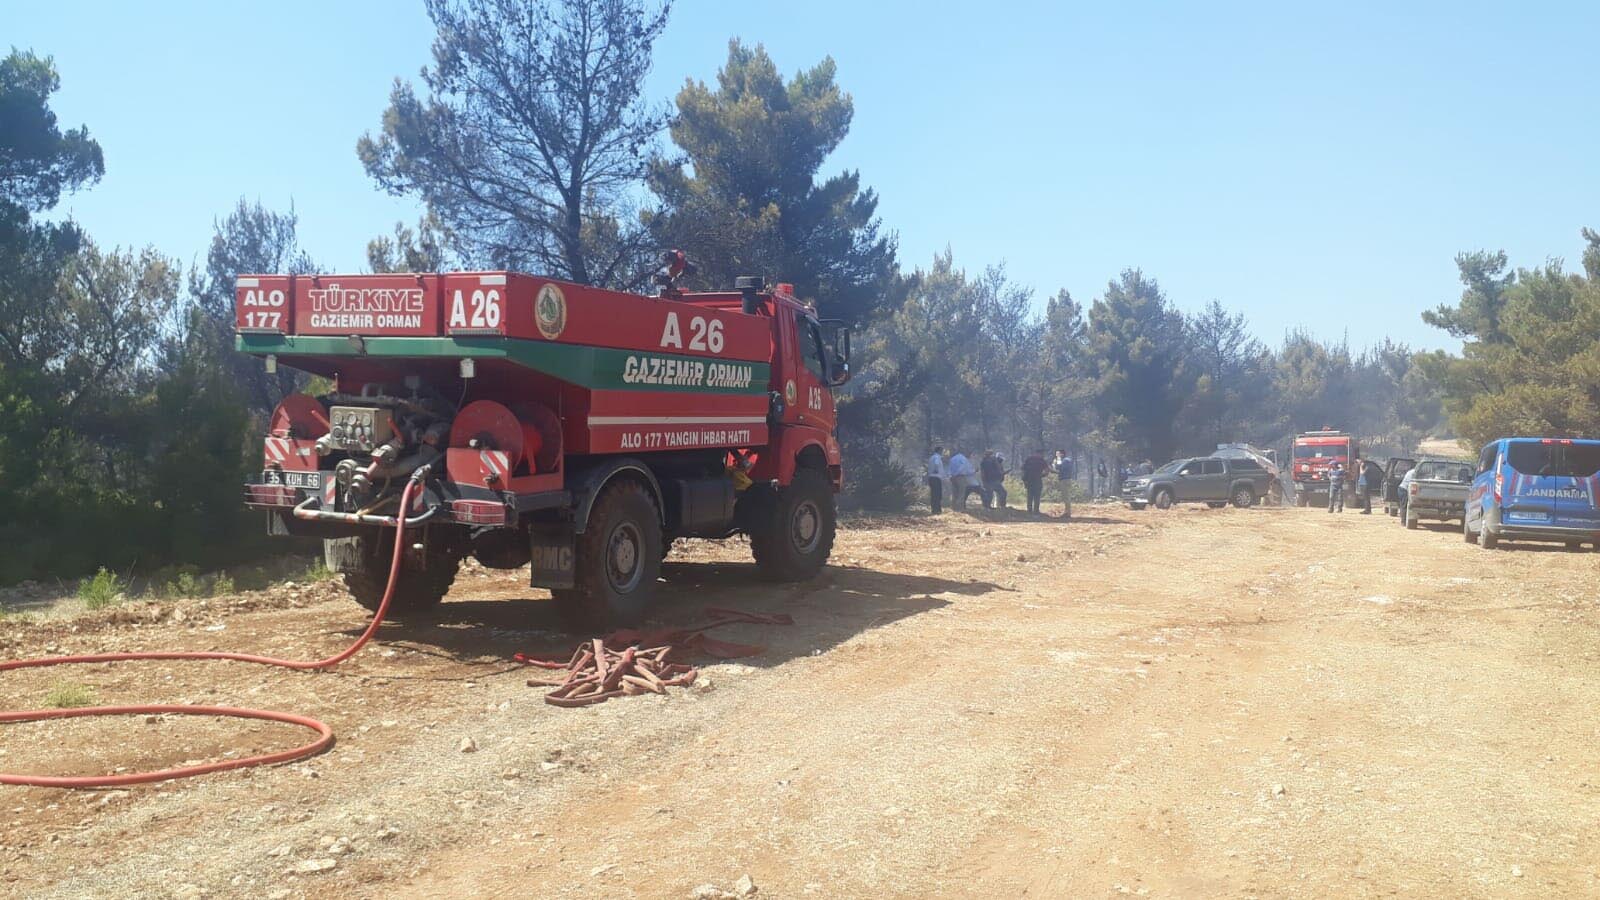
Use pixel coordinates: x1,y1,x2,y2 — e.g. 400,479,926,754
237,258,849,627
1290,428,1358,507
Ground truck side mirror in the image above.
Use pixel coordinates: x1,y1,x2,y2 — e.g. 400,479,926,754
820,319,851,387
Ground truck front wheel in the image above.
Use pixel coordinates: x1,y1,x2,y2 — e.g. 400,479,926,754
558,479,662,629
750,469,836,582
329,533,460,619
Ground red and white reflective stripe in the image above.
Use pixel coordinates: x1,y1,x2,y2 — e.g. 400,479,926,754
264,437,292,464
323,478,338,508
479,449,510,481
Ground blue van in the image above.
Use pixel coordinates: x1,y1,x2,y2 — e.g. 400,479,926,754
1465,437,1600,549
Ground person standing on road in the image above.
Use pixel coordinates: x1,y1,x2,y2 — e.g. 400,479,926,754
1055,449,1075,519
1356,458,1373,515
948,447,976,510
1022,449,1048,514
926,445,947,514
980,450,1008,509
1327,460,1346,513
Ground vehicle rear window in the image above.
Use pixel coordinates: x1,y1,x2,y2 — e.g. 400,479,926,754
1415,461,1473,483
1567,444,1600,476
1505,442,1600,477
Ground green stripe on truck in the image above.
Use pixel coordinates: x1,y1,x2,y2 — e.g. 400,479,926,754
236,334,772,396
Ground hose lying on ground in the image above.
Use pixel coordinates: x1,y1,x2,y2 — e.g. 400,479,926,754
0,475,423,789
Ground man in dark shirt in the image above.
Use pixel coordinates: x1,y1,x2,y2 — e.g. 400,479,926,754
979,450,1008,509
1022,449,1048,514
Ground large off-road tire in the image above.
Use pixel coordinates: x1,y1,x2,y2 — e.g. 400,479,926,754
1462,514,1475,543
749,469,837,582
1231,485,1256,509
1404,505,1419,530
556,479,662,630
1295,492,1309,508
330,533,460,619
1151,488,1175,510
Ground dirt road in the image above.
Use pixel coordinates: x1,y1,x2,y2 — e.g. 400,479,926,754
3,505,1598,898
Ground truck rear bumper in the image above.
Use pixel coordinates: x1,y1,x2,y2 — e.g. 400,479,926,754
247,472,568,528
1489,522,1600,542
1409,502,1464,515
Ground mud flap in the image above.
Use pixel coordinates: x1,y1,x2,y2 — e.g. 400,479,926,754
529,524,576,589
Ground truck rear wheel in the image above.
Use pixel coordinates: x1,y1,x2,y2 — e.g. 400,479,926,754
750,469,836,582
1231,485,1256,508
329,533,460,619
1478,523,1499,550
1404,505,1419,529
1295,492,1309,508
557,479,662,630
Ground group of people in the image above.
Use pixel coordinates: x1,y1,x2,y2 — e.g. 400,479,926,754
926,446,1077,518
1323,458,1384,513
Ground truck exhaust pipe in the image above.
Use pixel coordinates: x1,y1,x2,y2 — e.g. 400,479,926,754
736,275,764,315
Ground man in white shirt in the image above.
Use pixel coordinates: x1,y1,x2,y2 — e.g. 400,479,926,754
926,445,948,514
948,448,976,510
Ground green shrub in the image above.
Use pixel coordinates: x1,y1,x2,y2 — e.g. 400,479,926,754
172,568,203,598
302,558,336,583
77,568,125,609
152,563,240,599
46,682,96,708
840,455,919,513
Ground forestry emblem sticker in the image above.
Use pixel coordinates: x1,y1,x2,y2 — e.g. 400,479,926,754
785,379,798,405
535,284,568,339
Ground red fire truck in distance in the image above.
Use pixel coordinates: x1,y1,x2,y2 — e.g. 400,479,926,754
1290,429,1358,507
237,259,850,628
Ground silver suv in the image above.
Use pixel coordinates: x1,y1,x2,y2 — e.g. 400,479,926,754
1123,456,1275,510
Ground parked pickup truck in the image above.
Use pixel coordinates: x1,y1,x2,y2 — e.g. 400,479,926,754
1399,458,1474,529
1123,455,1276,510
1381,456,1415,516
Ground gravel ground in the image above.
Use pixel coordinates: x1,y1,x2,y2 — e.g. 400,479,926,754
2,504,1598,898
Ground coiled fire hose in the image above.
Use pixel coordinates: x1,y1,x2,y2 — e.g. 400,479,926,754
0,473,425,789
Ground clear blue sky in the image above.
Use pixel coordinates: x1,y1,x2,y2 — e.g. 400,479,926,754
12,1,1599,350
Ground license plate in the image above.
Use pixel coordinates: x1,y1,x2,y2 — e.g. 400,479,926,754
262,469,323,490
